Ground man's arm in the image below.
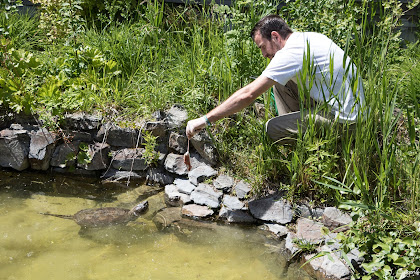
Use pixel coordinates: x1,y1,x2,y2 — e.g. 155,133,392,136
186,75,276,138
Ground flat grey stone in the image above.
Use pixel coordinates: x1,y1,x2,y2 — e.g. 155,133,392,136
297,204,324,219
146,167,174,186
222,195,245,210
262,224,289,238
296,217,325,244
164,184,191,207
96,123,139,148
219,206,255,223
214,174,234,192
234,180,252,199
306,245,351,280
174,178,196,194
144,120,166,138
164,153,189,175
64,112,102,130
322,207,352,231
188,165,217,185
190,130,217,166
190,183,222,208
182,204,214,218
248,196,294,224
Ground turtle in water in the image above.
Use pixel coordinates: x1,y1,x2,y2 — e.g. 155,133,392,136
41,200,149,228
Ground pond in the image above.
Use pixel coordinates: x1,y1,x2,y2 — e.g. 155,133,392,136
0,170,314,280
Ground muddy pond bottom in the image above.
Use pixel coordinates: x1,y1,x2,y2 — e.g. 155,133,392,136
0,171,313,280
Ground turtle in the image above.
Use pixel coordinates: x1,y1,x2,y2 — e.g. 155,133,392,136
41,200,149,228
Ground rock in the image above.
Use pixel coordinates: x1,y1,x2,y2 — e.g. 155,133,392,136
305,246,351,280
164,184,192,207
50,141,80,168
214,174,234,192
181,204,214,218
261,224,289,238
153,207,182,230
77,143,110,171
188,165,217,186
29,128,56,170
219,206,255,223
164,153,189,175
298,205,324,220
222,195,245,210
173,178,196,194
190,130,217,166
62,130,93,142
295,218,325,244
190,183,222,208
63,112,102,130
166,104,188,129
144,120,166,139
168,132,188,154
285,232,299,255
101,168,145,182
322,207,352,231
0,129,30,171
96,123,139,148
146,167,174,186
234,180,252,199
111,148,148,171
248,196,294,224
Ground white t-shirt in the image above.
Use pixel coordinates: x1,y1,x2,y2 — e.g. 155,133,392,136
262,32,364,123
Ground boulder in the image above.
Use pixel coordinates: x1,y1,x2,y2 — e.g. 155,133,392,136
29,128,56,170
164,184,192,207
261,224,289,238
168,132,188,154
50,141,80,168
173,178,196,194
77,143,110,170
144,120,167,139
164,153,189,175
248,196,294,224
295,217,325,244
190,130,217,166
111,148,148,171
181,204,214,218
305,246,351,280
188,165,217,186
234,180,252,199
146,167,174,186
0,129,30,171
322,207,352,231
63,112,102,131
190,183,222,208
96,123,139,148
214,174,234,192
219,206,255,223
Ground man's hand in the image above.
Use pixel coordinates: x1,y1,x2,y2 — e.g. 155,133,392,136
186,116,207,139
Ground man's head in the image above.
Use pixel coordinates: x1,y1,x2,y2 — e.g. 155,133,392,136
251,15,293,60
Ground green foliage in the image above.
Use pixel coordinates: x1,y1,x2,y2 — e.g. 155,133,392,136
77,142,92,165
141,131,159,166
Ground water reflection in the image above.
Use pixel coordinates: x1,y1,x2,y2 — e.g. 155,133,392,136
0,170,313,280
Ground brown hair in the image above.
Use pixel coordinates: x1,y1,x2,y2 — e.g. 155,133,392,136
251,15,293,40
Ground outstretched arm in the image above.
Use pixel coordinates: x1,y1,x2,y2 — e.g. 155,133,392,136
186,75,275,138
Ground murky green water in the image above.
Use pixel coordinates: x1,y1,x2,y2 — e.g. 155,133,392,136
0,170,313,280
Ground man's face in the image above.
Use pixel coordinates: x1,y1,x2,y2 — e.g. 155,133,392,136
253,30,283,60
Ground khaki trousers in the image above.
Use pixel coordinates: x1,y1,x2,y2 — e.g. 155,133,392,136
265,81,332,143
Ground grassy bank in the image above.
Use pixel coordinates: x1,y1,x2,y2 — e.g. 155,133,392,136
1,0,419,279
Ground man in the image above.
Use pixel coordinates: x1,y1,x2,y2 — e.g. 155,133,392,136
186,15,364,142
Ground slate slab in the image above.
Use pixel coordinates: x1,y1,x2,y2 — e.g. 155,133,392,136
29,128,56,170
234,180,252,199
182,204,214,218
214,174,234,192
322,207,352,231
248,196,294,224
296,217,325,244
190,183,222,208
219,206,255,223
0,129,30,171
188,165,217,186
